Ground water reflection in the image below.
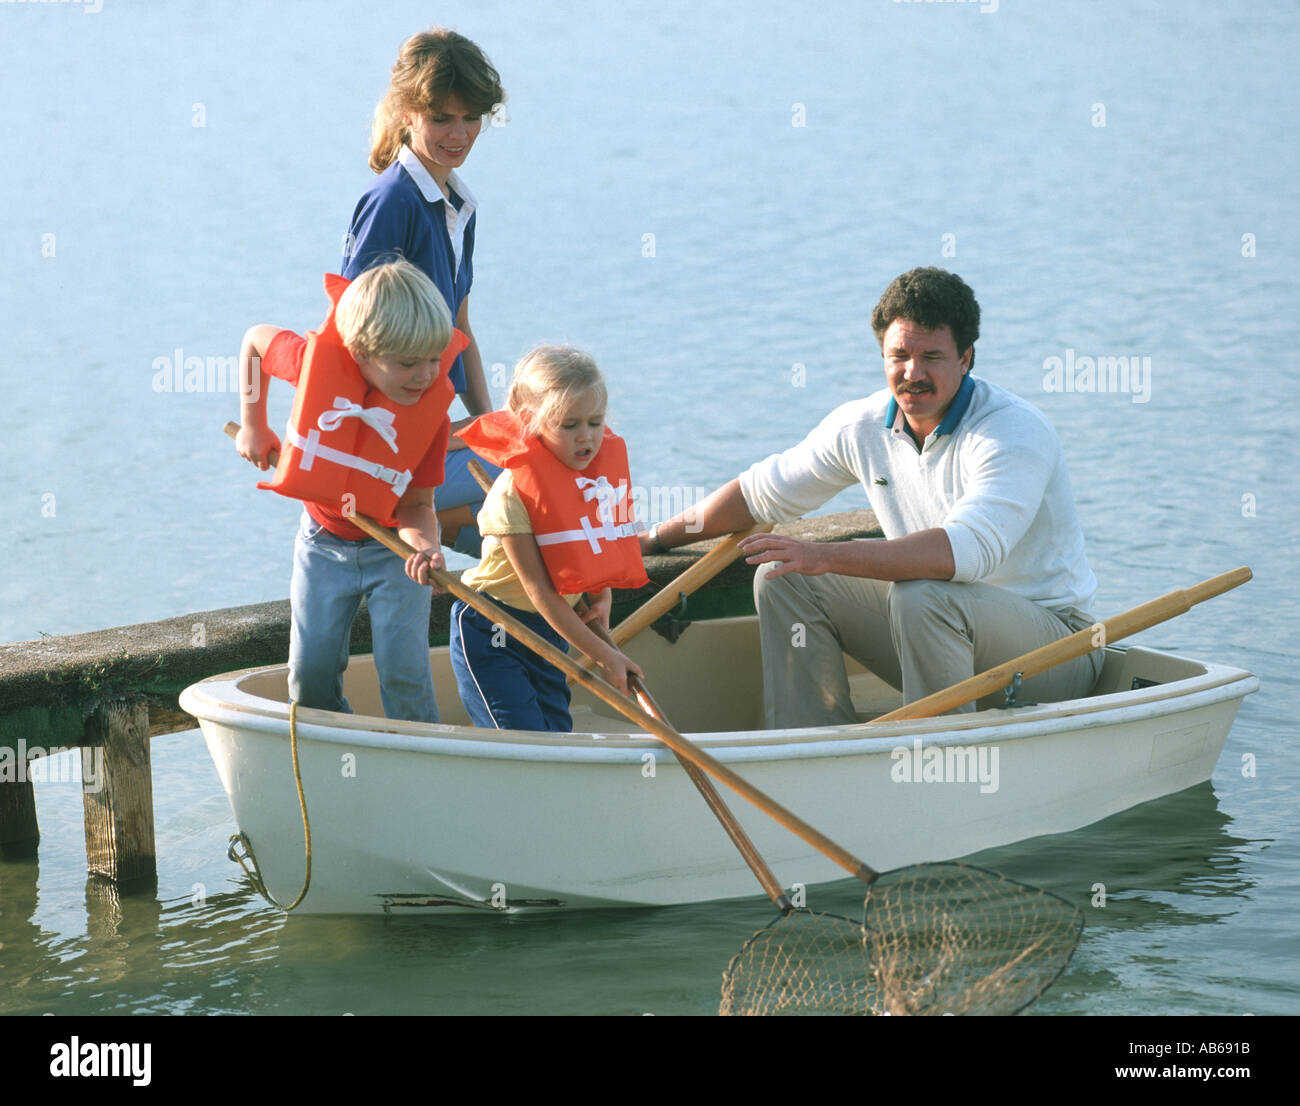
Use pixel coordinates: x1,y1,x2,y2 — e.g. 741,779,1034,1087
975,783,1254,929
0,774,1282,1016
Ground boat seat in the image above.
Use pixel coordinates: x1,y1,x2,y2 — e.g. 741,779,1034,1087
569,669,904,732
569,704,650,736
848,669,903,722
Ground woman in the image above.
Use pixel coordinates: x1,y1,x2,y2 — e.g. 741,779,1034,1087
343,28,506,554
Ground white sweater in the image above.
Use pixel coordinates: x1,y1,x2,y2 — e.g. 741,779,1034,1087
739,377,1097,614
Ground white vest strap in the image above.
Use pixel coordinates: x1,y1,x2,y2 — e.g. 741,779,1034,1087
286,426,413,498
533,475,643,554
535,519,642,554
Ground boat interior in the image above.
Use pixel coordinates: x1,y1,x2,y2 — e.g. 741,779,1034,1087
225,615,1216,736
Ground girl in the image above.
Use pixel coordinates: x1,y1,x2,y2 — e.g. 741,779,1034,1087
450,347,649,732
343,28,505,554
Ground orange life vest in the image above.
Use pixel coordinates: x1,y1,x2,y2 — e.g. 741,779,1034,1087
458,410,650,595
258,273,467,526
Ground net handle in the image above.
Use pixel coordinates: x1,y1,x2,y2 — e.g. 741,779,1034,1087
464,454,794,910
598,614,793,910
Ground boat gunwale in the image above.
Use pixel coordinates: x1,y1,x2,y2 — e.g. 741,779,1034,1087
178,645,1259,766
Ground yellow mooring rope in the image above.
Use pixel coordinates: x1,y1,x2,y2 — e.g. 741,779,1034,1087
227,698,312,911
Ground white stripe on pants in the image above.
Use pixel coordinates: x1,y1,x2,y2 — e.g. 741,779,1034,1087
754,563,1104,729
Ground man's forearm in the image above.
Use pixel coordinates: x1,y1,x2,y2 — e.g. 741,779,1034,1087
820,527,955,581
653,478,757,548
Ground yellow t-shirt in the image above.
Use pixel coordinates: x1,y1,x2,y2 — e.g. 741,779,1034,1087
458,470,583,614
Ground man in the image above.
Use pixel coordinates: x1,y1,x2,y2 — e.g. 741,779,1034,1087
640,267,1102,728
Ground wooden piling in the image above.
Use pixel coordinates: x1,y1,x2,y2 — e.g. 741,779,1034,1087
0,779,40,859
81,699,156,885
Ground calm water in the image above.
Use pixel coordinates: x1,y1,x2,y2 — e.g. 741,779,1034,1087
2,0,1298,1016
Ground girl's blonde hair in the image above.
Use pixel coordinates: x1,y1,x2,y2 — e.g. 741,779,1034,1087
369,29,505,173
336,259,453,360
508,347,607,437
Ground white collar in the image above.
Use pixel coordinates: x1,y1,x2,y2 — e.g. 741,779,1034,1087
397,145,476,213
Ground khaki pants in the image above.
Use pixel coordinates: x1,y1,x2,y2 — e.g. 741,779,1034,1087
754,563,1104,729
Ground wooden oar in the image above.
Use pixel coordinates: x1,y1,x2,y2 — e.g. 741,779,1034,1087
582,599,792,910
225,422,872,882
603,523,773,652
463,457,794,907
873,567,1252,722
464,458,790,906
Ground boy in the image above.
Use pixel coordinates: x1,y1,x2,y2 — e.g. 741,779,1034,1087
236,260,464,721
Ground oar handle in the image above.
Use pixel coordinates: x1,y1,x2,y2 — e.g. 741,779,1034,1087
467,457,495,492
1182,567,1253,607
225,420,281,466
874,567,1253,723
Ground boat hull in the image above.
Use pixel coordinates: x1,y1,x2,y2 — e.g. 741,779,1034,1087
180,617,1257,914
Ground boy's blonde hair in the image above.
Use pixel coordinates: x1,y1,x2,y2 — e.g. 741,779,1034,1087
508,346,607,436
335,259,453,361
369,28,506,173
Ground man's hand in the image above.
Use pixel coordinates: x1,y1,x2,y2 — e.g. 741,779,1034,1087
742,527,955,582
739,533,829,579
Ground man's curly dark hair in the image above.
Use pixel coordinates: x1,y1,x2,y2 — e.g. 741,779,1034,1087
870,268,981,368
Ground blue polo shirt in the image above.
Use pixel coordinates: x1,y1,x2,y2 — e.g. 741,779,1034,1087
342,150,476,394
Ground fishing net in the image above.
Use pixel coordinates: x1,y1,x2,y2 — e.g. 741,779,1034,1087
719,863,1083,1016
719,908,880,1016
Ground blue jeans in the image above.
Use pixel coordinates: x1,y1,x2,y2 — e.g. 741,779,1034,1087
438,448,502,556
289,511,437,722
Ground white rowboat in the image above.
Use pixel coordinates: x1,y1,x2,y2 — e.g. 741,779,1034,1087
179,615,1258,915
